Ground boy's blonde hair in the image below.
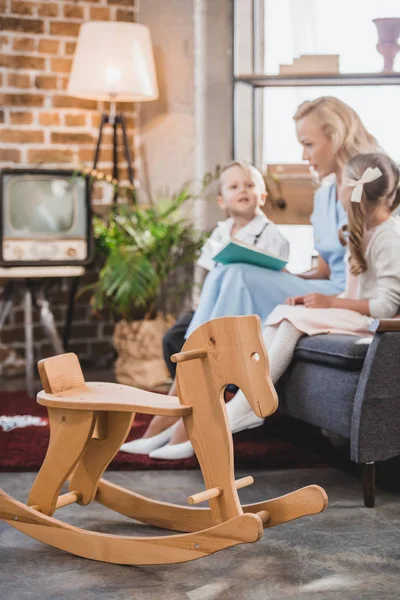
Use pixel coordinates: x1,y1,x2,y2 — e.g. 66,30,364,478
219,160,266,194
293,97,379,172
340,153,400,275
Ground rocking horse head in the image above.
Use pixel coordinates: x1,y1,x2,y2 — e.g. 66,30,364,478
173,315,278,418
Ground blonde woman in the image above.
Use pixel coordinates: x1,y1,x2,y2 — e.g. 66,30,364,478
124,97,380,460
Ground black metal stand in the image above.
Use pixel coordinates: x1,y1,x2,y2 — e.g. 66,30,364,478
93,112,135,202
0,279,65,397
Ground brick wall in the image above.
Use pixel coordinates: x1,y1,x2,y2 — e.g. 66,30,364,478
0,0,138,369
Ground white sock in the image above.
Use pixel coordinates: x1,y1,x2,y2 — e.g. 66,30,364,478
226,321,303,424
266,320,304,384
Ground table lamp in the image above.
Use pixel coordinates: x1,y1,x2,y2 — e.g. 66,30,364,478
68,21,159,198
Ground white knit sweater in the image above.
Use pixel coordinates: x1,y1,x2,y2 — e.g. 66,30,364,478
358,216,400,318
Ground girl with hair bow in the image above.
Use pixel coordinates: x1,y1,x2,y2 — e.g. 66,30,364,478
227,152,400,433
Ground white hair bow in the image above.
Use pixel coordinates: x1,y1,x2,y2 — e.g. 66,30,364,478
344,166,383,203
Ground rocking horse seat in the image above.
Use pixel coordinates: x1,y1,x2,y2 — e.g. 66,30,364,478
37,382,192,417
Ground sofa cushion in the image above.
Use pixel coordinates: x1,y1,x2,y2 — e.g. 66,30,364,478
293,334,372,371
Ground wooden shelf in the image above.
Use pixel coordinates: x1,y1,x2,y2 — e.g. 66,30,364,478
235,72,400,87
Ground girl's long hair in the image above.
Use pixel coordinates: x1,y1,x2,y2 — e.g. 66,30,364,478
340,153,400,275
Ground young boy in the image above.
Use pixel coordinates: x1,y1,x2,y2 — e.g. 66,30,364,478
120,160,289,458
197,161,289,271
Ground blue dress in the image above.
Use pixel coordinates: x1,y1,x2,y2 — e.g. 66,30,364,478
185,183,347,338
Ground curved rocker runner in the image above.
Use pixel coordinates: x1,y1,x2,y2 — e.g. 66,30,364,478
0,315,328,566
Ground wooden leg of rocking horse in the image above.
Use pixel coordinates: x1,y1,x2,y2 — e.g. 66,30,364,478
69,411,134,505
27,408,94,515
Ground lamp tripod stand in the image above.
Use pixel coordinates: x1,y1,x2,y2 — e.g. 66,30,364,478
92,103,136,203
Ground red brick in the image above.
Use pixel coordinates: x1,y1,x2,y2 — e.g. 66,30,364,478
0,17,44,34
0,148,21,162
37,3,59,17
79,147,113,163
0,129,44,143
51,57,73,73
90,341,114,355
34,74,58,90
63,4,84,19
39,112,60,126
0,327,25,343
90,6,110,20
65,114,86,126
49,21,80,37
52,95,97,111
12,36,35,52
64,41,76,55
51,132,94,145
117,9,135,22
70,324,98,339
7,72,31,88
38,38,59,54
11,1,34,15
0,54,45,70
0,93,44,107
107,0,134,6
28,149,74,164
10,111,33,125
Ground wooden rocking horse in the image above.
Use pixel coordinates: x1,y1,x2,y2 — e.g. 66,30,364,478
0,315,328,565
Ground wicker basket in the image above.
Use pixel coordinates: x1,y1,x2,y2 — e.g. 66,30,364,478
113,313,176,389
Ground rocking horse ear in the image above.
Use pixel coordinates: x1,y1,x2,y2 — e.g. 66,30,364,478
38,353,85,394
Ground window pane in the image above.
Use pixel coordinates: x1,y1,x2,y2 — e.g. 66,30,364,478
263,86,400,164
264,0,400,74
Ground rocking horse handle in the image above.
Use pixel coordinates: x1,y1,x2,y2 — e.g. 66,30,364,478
171,349,208,363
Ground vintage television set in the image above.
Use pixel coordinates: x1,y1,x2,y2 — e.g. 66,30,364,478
0,169,93,268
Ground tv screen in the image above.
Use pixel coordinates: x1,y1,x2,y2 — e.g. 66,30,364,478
0,169,93,267
9,178,76,234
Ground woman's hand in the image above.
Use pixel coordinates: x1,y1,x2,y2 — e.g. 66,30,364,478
303,293,334,309
285,295,305,306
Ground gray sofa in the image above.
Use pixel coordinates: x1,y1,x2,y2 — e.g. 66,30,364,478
276,317,400,507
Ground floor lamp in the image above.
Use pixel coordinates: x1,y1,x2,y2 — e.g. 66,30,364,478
63,21,158,351
68,21,159,199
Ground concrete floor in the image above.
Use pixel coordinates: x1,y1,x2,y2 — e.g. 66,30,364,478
1,468,400,600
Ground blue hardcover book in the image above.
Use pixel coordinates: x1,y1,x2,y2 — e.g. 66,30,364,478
212,239,287,271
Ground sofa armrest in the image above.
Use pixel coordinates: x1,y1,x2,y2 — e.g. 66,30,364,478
369,316,400,333
351,328,400,463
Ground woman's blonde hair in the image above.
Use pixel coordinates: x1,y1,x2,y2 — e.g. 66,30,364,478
293,97,379,172
340,153,400,275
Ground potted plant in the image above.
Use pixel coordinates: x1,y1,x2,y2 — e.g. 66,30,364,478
80,172,207,389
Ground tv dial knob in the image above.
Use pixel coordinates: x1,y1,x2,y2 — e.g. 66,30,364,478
12,246,24,259
67,247,77,257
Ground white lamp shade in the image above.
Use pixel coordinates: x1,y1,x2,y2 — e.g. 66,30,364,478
68,21,159,102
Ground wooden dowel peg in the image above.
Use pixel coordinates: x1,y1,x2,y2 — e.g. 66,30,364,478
171,348,207,364
187,477,254,506
235,476,254,490
257,510,270,525
187,486,223,505
30,491,82,513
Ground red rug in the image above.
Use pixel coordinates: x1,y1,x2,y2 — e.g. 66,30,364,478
0,390,339,471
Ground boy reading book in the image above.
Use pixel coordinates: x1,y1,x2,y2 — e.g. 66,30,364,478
120,160,290,459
